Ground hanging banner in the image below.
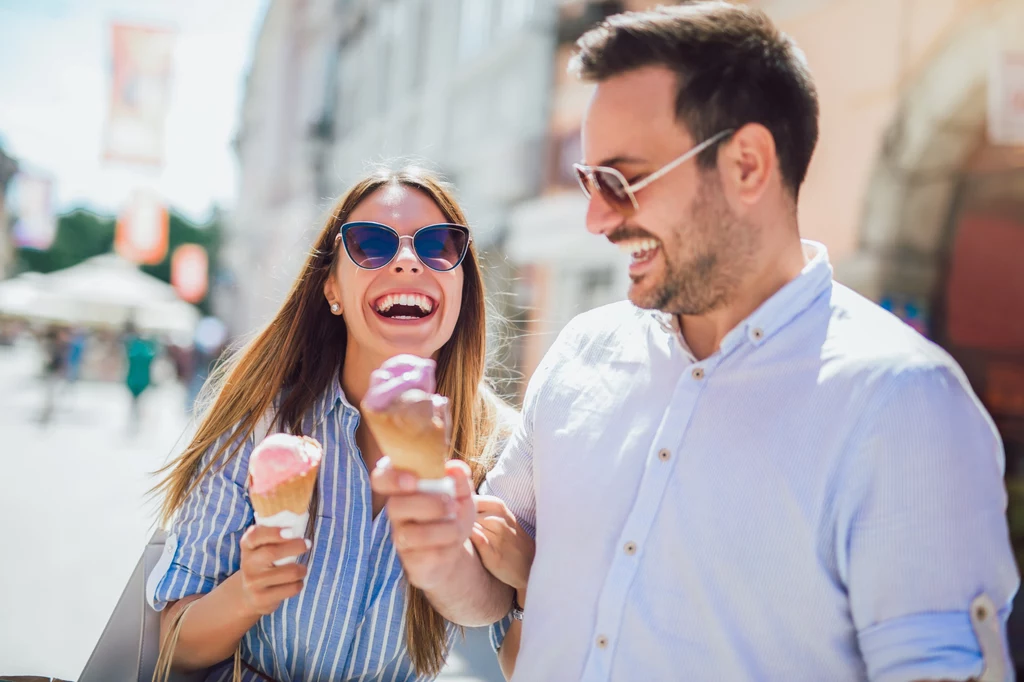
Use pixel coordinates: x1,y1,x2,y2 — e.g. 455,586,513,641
10,171,57,250
103,23,176,165
171,243,208,303
115,188,169,264
988,51,1024,145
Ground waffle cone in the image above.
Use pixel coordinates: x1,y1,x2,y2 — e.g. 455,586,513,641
250,462,319,517
362,397,449,479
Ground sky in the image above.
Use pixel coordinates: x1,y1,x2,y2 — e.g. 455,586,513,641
0,0,269,222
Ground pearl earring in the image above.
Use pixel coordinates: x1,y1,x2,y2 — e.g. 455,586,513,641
331,303,340,314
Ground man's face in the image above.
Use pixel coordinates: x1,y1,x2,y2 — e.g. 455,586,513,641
580,66,756,315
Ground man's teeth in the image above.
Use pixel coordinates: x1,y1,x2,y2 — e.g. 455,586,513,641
374,293,434,314
617,239,661,258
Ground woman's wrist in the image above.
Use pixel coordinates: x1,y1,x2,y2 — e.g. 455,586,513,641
515,586,527,609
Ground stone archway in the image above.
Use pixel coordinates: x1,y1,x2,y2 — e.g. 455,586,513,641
835,0,1024,303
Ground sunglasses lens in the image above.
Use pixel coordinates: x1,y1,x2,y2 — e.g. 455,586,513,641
574,167,593,199
343,224,399,269
593,170,635,215
414,226,469,272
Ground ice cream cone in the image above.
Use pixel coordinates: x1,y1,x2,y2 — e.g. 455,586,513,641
362,388,449,478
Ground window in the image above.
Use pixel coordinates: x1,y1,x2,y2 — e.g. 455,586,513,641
500,0,536,32
458,0,492,62
412,0,431,88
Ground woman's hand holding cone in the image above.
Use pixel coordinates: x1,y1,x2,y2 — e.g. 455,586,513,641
238,525,311,616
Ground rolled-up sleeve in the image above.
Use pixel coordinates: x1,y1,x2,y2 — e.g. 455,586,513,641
479,325,579,650
840,363,1020,682
147,428,255,611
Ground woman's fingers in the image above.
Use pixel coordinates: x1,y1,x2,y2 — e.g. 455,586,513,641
248,562,307,590
246,538,310,568
393,519,465,551
241,525,298,551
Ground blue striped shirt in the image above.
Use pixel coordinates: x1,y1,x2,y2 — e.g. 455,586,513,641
485,241,1018,682
147,379,456,681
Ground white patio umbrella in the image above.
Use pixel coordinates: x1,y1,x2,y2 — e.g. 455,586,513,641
0,253,200,336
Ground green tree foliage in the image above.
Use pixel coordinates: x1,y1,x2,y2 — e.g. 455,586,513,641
14,208,223,314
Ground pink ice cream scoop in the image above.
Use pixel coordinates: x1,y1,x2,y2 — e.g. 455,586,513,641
363,355,439,412
248,433,322,496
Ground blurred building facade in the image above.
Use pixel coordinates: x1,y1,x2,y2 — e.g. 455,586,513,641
0,146,17,280
224,0,337,334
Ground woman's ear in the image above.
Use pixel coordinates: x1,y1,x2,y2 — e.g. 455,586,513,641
323,277,342,315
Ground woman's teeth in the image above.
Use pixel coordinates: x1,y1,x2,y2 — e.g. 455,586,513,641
374,293,434,316
618,238,661,263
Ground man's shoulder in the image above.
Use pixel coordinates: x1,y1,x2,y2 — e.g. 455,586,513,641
555,300,656,354
824,283,963,382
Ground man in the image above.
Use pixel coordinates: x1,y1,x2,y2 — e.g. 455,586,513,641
373,3,1018,681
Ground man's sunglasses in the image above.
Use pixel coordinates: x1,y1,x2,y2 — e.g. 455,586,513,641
337,221,472,272
573,129,734,218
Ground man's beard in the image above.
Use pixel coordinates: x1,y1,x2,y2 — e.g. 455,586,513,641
631,175,754,316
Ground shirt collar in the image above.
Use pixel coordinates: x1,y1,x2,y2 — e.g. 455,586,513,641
311,371,352,429
651,239,833,356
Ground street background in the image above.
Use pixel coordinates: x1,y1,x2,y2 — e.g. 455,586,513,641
1,0,1023,679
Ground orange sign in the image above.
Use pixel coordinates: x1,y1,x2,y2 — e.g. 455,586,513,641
171,244,209,303
115,188,169,265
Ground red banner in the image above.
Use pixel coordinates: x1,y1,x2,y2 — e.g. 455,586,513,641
115,188,169,265
171,243,209,303
103,23,176,166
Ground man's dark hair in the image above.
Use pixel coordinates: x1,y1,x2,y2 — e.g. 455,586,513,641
569,1,819,198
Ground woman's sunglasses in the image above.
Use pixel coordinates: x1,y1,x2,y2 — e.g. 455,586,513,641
337,221,472,272
573,129,734,218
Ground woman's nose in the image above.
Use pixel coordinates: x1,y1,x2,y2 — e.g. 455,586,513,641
390,238,421,274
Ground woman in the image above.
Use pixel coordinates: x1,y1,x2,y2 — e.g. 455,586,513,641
148,166,513,681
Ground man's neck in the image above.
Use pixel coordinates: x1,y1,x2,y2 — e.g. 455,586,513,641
679,237,806,361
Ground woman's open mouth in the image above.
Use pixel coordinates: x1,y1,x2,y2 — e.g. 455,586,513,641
371,293,438,322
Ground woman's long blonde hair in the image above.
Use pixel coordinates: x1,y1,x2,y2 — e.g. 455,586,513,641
153,165,510,676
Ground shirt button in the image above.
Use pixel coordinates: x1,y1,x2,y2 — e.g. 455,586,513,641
751,327,765,341
596,635,609,649
624,541,637,555
658,448,671,461
692,367,705,380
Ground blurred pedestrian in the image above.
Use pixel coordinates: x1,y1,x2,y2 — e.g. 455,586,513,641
38,323,68,425
65,327,87,384
123,318,156,434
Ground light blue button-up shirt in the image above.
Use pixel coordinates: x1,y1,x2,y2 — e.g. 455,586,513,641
485,241,1018,682
147,380,456,682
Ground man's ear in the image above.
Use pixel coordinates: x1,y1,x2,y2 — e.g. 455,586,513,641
718,123,776,207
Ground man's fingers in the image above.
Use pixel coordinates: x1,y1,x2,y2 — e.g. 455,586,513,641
470,526,493,558
474,495,507,517
476,517,508,541
387,493,455,525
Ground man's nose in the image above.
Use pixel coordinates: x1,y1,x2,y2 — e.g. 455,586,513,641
585,191,623,236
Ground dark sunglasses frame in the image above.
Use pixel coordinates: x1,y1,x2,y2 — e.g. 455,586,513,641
337,221,473,273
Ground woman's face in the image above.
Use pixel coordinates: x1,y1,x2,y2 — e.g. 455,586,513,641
324,185,465,364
